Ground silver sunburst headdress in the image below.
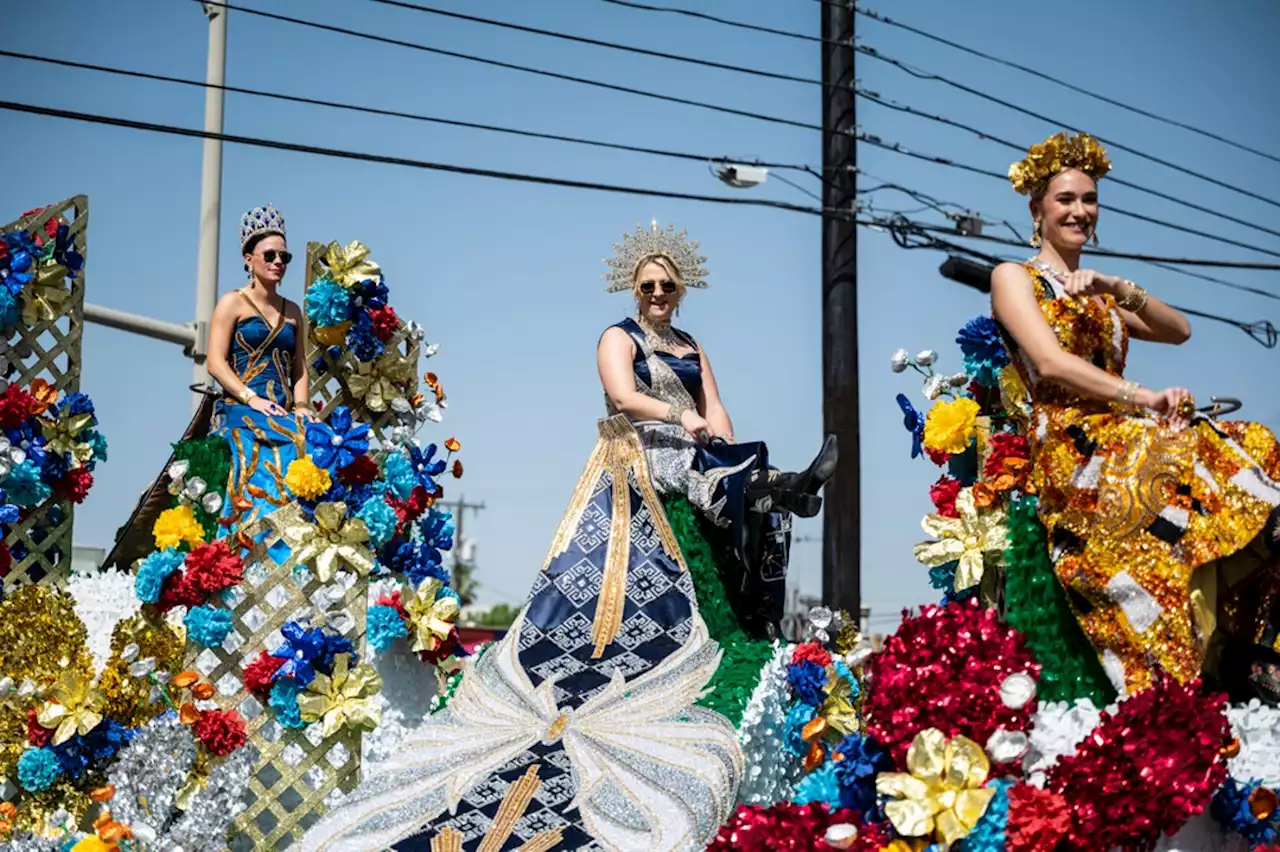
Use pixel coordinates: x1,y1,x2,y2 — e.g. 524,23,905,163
602,220,710,293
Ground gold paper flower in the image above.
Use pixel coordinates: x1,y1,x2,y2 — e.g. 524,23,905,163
1008,131,1111,196
314,322,351,348
923,398,980,455
27,379,58,416
152,505,205,550
321,241,381,288
37,671,107,745
285,455,332,500
296,653,382,738
346,350,416,413
21,262,72,325
875,728,995,847
273,502,374,583
403,578,460,654
912,488,1008,592
40,408,95,466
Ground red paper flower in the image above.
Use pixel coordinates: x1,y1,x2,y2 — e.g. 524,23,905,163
155,571,204,612
706,803,867,851
54,466,94,504
791,642,832,669
0,541,11,577
0,386,34,429
183,540,245,596
863,599,1040,767
375,588,409,621
984,432,1029,478
419,627,460,665
925,446,950,466
26,708,51,747
369,306,400,342
242,651,287,700
929,475,962,518
193,708,247,757
338,454,379,486
1004,783,1070,852
1045,673,1231,851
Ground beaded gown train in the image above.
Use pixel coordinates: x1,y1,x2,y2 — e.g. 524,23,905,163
1000,263,1280,695
297,319,800,852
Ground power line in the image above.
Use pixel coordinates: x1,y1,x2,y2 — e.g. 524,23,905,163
366,0,824,86
594,0,835,45
854,3,1280,168
856,44,1280,211
194,0,823,132
0,50,817,174
0,99,825,214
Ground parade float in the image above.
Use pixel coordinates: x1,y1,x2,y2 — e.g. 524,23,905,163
0,197,1275,851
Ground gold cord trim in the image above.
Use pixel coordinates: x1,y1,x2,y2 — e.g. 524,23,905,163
476,765,543,852
430,827,463,852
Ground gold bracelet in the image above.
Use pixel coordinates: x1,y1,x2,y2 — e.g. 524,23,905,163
1116,379,1140,407
664,401,689,426
1117,280,1149,313
240,388,259,404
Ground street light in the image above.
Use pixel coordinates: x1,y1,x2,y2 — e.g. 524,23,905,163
713,163,770,189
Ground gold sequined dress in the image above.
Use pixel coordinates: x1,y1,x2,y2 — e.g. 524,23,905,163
1000,264,1280,695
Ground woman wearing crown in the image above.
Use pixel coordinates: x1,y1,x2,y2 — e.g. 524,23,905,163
993,132,1280,701
297,223,836,852
206,204,314,556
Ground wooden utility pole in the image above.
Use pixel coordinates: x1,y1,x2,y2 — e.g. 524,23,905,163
437,495,485,604
821,1,860,618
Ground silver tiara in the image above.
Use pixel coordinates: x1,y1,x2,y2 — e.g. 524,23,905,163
602,220,709,293
239,203,286,251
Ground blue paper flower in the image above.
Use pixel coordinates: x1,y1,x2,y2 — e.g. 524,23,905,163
59,392,95,418
382,451,418,500
88,430,108,463
17,747,61,792
268,678,306,729
794,763,842,809
0,489,20,525
407,443,448,495
357,496,398,549
40,448,68,483
783,700,816,758
305,406,371,471
961,778,1012,852
350,277,389,311
52,223,84,279
895,393,925,459
52,720,130,780
832,733,893,815
367,604,409,652
304,277,353,328
270,622,327,686
185,605,234,648
5,459,50,507
348,311,384,362
135,548,185,604
386,539,449,586
0,286,18,331
957,316,1009,389
6,422,47,468
787,660,827,708
1211,776,1280,846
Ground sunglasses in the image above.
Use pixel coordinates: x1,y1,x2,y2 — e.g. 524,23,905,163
261,249,293,265
639,279,677,295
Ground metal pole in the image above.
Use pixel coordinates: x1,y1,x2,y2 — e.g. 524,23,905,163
821,1,860,618
192,2,227,411
83,303,197,351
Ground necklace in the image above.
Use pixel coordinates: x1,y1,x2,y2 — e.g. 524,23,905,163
1027,257,1073,280
635,314,681,352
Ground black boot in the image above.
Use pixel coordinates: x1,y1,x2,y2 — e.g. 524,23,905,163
745,437,838,519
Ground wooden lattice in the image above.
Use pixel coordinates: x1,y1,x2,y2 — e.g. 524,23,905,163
2,196,88,592
303,240,421,447
190,512,369,851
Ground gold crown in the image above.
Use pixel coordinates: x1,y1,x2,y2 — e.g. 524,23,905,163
1008,132,1111,196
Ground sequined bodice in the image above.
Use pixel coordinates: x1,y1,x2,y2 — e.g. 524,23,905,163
1001,267,1129,411
604,318,702,416
230,316,296,407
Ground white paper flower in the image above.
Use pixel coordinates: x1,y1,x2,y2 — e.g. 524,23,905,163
890,349,910,373
923,375,946,400
916,349,938,367
999,672,1037,710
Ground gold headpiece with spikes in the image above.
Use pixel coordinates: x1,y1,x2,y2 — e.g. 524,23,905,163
602,220,709,293
1008,132,1111,196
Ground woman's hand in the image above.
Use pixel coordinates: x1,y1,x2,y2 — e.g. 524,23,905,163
249,396,288,417
295,406,319,422
1137,385,1194,429
1060,269,1126,299
680,409,711,443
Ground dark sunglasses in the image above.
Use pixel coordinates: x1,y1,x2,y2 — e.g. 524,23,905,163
639,279,677,295
261,249,293,265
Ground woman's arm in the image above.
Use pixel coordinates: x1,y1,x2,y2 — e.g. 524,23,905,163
1112,283,1192,345
288,300,312,414
992,263,1144,404
207,293,255,402
697,346,734,441
598,327,709,439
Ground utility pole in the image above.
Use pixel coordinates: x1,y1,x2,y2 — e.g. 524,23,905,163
192,2,228,411
437,495,485,605
821,1,860,619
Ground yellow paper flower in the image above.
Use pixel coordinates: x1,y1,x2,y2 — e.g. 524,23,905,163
923,397,980,455
273,502,374,582
322,240,381,288
879,841,930,852
296,653,382,738
403,578,460,654
912,488,1008,591
314,322,350,348
37,671,107,746
998,366,1030,424
40,408,95,466
285,455,332,500
28,379,58,416
21,262,72,325
347,350,416,413
153,505,205,550
875,728,995,847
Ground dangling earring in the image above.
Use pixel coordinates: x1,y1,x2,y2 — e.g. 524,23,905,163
1090,227,1099,248
1030,220,1042,248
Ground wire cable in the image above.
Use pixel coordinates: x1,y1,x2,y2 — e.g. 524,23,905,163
594,0,835,46
194,0,823,132
854,4,1280,168
0,49,817,173
0,99,826,214
856,44,1280,211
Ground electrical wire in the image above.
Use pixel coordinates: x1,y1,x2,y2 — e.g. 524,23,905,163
193,0,823,132
854,3,1280,168
0,50,817,173
856,44,1280,211
0,99,826,214
594,0,837,46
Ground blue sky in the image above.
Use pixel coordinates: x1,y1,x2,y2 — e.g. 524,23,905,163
3,0,1278,629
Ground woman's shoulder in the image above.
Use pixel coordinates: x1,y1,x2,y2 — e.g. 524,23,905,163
991,262,1040,292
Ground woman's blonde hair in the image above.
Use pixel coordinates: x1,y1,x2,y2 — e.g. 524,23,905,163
631,253,686,301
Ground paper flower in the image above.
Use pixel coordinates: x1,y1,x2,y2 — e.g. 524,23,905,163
876,728,995,847
321,240,381,288
17,746,60,792
923,396,980,455
153,505,205,550
37,671,106,746
272,501,374,583
367,603,409,652
297,653,382,737
304,276,353,328
403,578,460,655
346,349,416,413
305,406,370,471
285,455,333,501
913,487,1007,592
